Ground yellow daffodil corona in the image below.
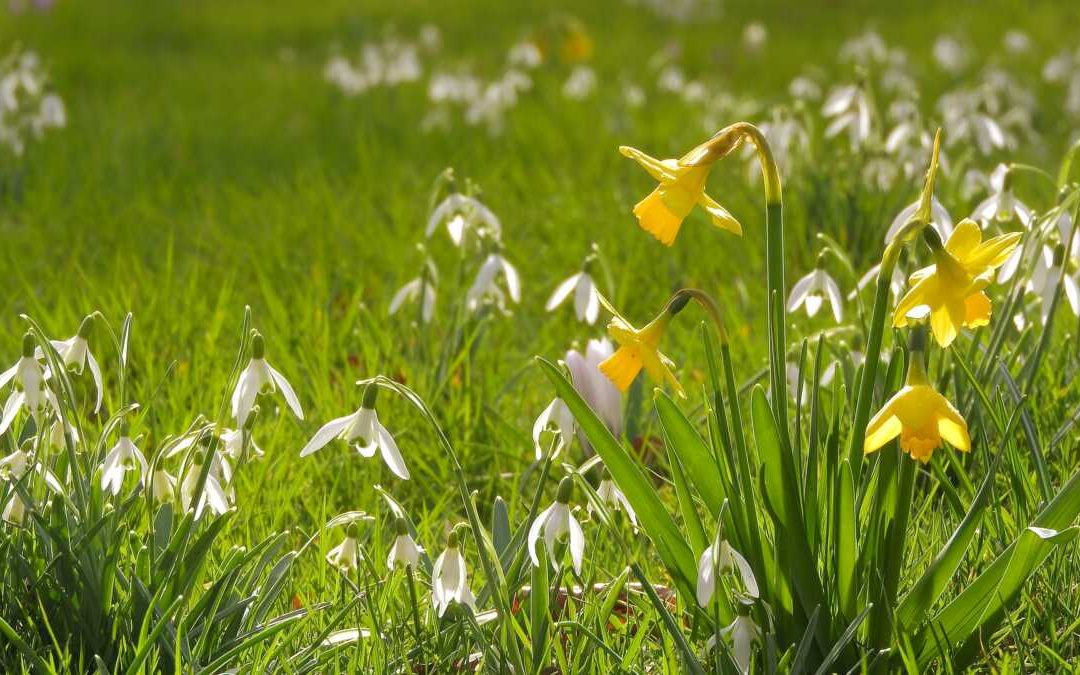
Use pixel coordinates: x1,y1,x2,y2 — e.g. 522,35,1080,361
598,296,688,398
864,334,970,463
893,219,1021,347
619,146,742,246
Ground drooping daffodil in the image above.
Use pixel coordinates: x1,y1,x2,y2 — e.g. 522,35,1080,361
599,294,688,398
619,144,741,246
864,331,970,463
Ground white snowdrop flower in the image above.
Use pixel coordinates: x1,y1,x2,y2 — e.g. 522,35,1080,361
327,523,363,574
823,84,871,147
592,478,637,527
565,339,622,436
0,449,30,482
528,478,585,576
885,196,953,243
299,384,409,479
507,41,542,69
532,397,576,460
789,75,821,101
426,193,501,247
432,530,477,616
231,332,304,428
387,517,423,570
100,425,149,496
971,164,1032,227
706,610,762,675
389,261,437,324
545,261,600,324
2,491,25,525
696,536,758,607
219,427,262,461
1031,245,1080,324
657,65,685,93
1004,31,1030,54
839,30,887,64
751,108,808,178
0,333,56,436
180,453,231,520
850,262,906,301
787,264,843,323
562,66,596,100
151,469,176,504
623,83,646,108
419,24,441,51
37,315,103,413
742,22,767,51
466,252,521,313
933,35,969,74
1,449,58,525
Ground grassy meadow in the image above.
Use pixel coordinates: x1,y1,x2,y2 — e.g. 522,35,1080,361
2,0,1080,672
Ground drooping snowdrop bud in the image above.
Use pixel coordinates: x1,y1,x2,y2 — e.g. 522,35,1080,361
231,331,304,427
389,260,438,324
426,193,501,247
532,397,575,460
100,422,149,496
299,383,409,479
432,528,478,616
327,522,363,574
387,516,423,570
0,332,54,435
528,477,585,576
696,536,759,608
592,477,637,528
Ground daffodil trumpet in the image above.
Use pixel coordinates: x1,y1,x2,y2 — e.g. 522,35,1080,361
598,292,690,398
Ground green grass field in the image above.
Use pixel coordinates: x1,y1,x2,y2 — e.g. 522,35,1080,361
2,0,1080,672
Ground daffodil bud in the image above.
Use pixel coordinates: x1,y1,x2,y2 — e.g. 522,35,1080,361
361,382,378,409
21,332,35,357
556,476,573,504
250,332,265,359
922,226,945,252
77,314,94,340
667,292,691,317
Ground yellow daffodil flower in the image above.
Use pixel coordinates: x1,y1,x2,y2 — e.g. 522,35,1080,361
599,313,685,398
893,219,1021,347
619,145,742,246
864,346,970,463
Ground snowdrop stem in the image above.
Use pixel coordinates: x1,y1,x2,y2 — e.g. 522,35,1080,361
76,314,94,340
405,562,425,662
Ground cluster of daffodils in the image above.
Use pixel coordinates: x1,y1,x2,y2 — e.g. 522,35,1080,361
1,46,66,158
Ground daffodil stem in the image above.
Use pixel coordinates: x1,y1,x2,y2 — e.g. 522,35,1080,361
846,238,905,477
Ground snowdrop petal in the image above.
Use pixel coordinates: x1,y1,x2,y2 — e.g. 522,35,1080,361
87,349,104,414
268,365,304,420
527,504,553,568
567,512,585,576
299,414,355,457
377,424,410,479
545,273,581,311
